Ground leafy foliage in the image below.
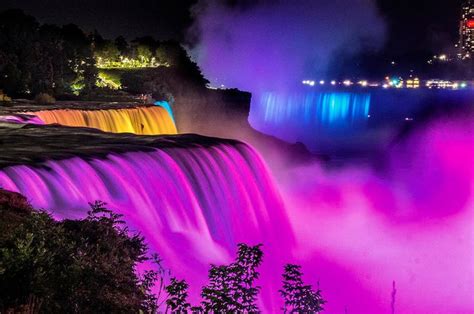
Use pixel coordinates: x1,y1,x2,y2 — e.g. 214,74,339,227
0,190,328,313
166,277,191,313
0,9,210,100
280,264,325,313
0,192,159,313
200,243,263,313
0,10,97,97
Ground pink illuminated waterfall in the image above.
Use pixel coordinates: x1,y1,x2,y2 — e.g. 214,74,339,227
0,141,292,311
0,113,472,313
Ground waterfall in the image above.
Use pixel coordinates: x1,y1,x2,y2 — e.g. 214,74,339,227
0,114,45,125
254,92,370,127
249,91,371,150
0,138,293,310
30,106,177,135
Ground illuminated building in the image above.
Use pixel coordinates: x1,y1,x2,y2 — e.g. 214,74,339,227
406,78,420,89
460,0,474,58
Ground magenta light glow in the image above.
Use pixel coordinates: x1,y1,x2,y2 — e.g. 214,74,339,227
0,141,293,311
0,115,472,312
0,114,45,124
279,115,474,313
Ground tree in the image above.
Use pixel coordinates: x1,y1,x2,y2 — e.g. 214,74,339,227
165,277,191,313
0,9,39,95
115,36,129,55
160,40,209,87
0,191,159,313
61,24,97,94
136,45,153,65
0,190,60,312
200,243,263,313
0,10,97,97
280,264,325,313
94,40,121,66
31,24,71,95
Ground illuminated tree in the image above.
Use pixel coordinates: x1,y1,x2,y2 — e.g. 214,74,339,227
95,41,121,66
200,244,263,313
136,45,153,65
280,264,325,313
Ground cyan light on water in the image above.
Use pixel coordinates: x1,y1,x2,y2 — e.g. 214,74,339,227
250,91,371,148
261,92,370,126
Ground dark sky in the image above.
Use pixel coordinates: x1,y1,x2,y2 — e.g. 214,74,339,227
376,0,461,55
0,0,198,40
0,0,462,54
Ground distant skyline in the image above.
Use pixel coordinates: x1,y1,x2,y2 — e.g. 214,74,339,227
0,0,461,56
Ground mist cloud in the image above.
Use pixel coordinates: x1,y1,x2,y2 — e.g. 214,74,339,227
189,0,386,92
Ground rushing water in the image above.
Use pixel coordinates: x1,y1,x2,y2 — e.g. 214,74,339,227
0,96,473,312
249,91,370,146
1,116,472,313
253,91,370,129
30,105,177,135
249,89,474,153
0,114,45,124
0,140,292,311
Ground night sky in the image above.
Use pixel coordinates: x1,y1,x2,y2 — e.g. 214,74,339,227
0,0,461,55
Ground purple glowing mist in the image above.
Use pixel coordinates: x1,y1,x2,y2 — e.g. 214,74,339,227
277,115,474,313
190,0,385,92
0,114,472,312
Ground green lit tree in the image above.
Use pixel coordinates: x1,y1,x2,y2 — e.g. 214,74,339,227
94,40,121,67
280,264,325,313
200,243,263,313
136,45,153,65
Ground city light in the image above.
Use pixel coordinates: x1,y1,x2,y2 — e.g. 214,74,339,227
425,79,464,90
301,77,472,90
302,80,316,86
387,77,403,88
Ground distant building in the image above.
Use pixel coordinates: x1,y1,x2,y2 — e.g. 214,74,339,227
406,77,420,89
460,0,474,58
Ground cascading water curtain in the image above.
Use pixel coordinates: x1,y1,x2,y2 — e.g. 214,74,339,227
31,106,177,135
0,140,293,312
249,91,371,148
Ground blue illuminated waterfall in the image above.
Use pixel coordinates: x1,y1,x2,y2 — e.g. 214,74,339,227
249,91,371,150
